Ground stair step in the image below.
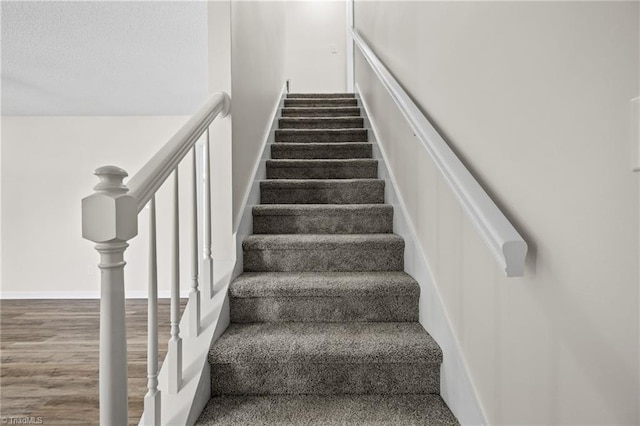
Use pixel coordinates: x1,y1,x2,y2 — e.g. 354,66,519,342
276,128,367,143
208,322,441,395
230,271,419,323
266,159,377,180
261,179,384,204
281,107,361,117
253,204,393,234
243,234,404,272
287,93,356,98
284,98,358,107
271,142,372,159
196,394,459,425
279,117,364,129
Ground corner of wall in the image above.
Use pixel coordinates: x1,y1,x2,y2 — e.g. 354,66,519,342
231,83,287,280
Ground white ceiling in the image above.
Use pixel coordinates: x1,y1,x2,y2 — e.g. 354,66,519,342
1,1,208,115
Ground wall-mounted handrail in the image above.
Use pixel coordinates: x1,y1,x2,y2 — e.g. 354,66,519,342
128,92,230,212
81,90,231,426
349,28,527,277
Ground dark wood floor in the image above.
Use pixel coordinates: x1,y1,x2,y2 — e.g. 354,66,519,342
1,299,185,425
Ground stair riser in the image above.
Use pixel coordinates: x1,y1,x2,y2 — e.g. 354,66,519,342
261,182,385,204
210,362,440,395
230,296,418,322
287,93,356,98
253,211,393,234
281,108,361,117
243,245,404,272
284,99,358,107
271,144,372,159
198,395,459,425
275,129,368,143
279,118,364,129
266,164,377,179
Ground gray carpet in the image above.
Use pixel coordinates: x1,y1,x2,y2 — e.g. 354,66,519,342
252,204,393,234
197,395,458,425
196,93,459,425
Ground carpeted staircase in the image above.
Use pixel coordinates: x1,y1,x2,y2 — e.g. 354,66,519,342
196,93,459,425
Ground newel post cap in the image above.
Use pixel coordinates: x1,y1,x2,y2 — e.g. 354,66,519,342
94,165,129,194
82,165,138,243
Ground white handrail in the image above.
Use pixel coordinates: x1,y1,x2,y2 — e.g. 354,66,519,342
350,28,527,277
128,92,230,212
81,90,231,426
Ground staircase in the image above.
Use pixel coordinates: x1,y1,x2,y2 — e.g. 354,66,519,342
196,93,459,425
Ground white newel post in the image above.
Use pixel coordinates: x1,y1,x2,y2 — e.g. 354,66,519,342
82,166,138,426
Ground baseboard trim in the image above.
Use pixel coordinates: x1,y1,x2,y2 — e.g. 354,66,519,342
356,84,487,426
0,291,190,299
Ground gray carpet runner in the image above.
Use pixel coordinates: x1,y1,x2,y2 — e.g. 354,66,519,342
196,93,459,425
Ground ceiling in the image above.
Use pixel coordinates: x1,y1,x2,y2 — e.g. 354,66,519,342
1,1,208,115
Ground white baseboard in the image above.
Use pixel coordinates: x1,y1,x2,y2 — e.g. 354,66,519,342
0,290,190,299
356,85,487,426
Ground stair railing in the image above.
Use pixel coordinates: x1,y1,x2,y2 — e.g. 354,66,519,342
349,27,527,276
81,92,231,425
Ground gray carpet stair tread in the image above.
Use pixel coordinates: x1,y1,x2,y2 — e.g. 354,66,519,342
230,271,419,298
196,394,459,425
261,178,382,188
266,159,376,168
266,159,377,179
287,93,356,98
252,203,391,216
252,204,393,234
275,128,367,143
281,107,361,117
284,98,358,107
260,179,385,204
271,142,372,159
279,117,364,129
243,233,404,250
209,322,442,365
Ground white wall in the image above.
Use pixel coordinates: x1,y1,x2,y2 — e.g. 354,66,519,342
0,2,241,297
354,1,639,425
1,116,199,297
284,1,347,93
1,1,208,116
207,0,234,262
231,1,287,226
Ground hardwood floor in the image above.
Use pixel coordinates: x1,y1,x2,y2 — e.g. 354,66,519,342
1,299,185,425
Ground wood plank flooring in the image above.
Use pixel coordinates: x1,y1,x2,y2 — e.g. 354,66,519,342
1,299,185,425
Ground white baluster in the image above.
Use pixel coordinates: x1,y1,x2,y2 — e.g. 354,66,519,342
168,170,182,394
82,166,138,426
203,129,214,298
189,147,201,337
143,196,160,425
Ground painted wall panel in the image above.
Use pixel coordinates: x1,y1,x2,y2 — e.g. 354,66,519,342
284,1,347,93
354,1,639,424
231,1,286,226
